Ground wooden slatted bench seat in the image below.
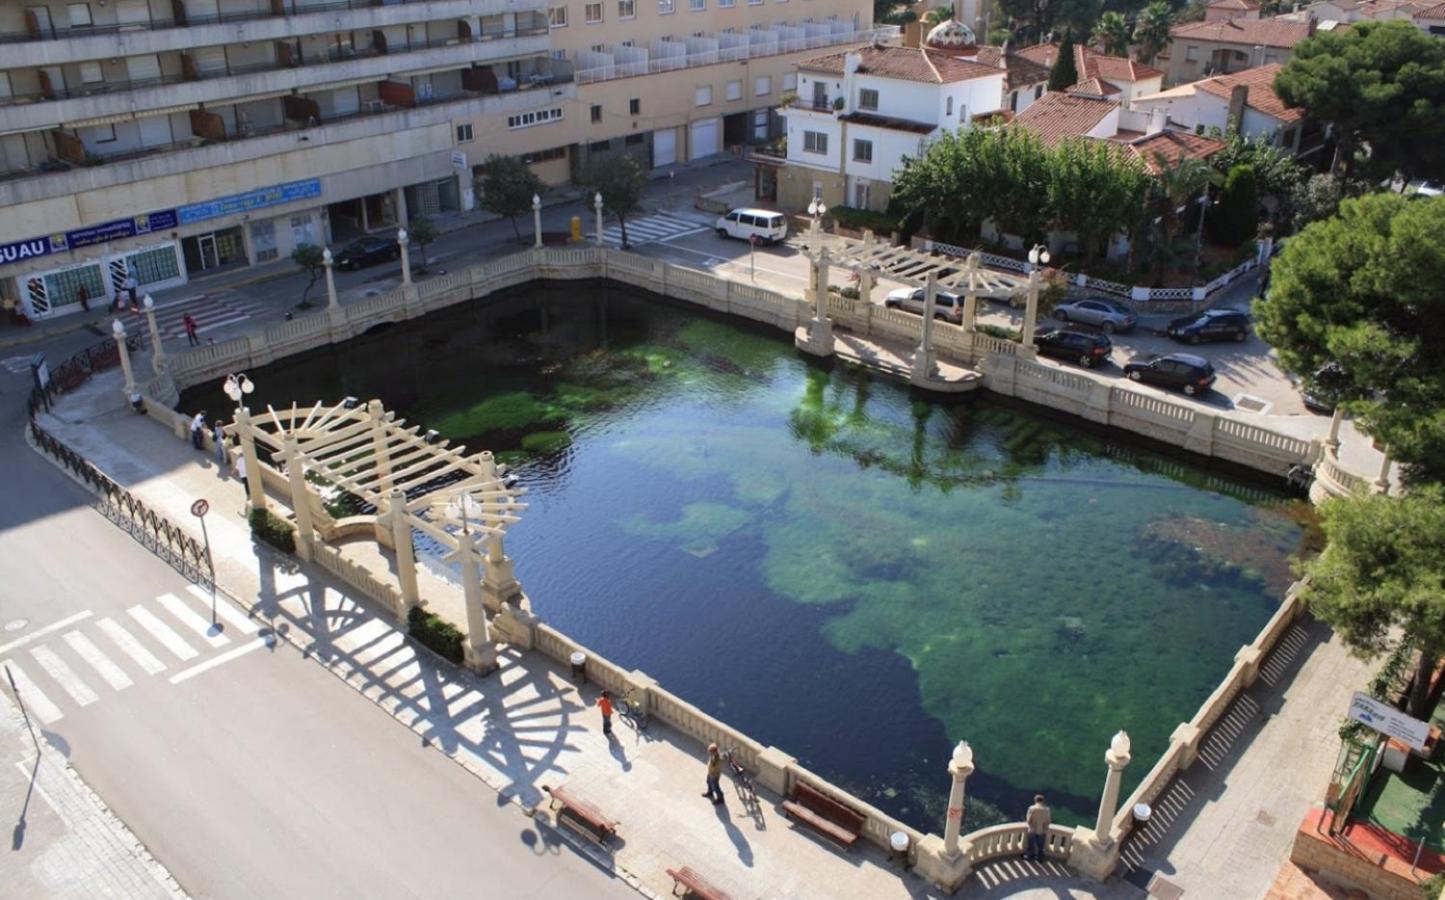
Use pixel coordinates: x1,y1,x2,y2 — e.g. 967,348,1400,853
780,781,866,848
543,784,618,846
666,865,733,899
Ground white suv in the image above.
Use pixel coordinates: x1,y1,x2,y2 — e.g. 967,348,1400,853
884,286,963,324
715,208,789,243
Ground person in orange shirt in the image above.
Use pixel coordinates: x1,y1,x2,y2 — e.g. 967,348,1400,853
598,690,614,737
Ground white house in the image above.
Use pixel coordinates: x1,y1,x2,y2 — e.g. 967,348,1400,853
779,36,1005,211
1130,64,1307,153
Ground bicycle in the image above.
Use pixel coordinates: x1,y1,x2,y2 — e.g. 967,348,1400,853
617,688,650,731
723,747,755,802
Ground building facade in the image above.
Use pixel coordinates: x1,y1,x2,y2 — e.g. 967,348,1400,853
1166,16,1313,85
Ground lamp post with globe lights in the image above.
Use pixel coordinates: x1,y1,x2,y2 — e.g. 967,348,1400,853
322,248,339,309
141,294,166,375
222,373,265,513
532,193,543,248
397,228,412,286
807,196,827,245
112,319,137,398
1024,244,1050,349
593,192,605,247
943,740,975,856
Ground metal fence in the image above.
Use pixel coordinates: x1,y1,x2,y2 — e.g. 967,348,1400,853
26,334,137,420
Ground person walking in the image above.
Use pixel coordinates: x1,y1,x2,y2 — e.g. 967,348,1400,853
189,410,207,450
126,275,139,310
212,421,227,467
703,743,725,805
598,690,614,737
182,313,200,346
1024,794,1052,861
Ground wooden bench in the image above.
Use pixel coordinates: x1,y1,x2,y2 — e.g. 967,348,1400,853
543,784,618,846
781,781,866,848
666,865,733,900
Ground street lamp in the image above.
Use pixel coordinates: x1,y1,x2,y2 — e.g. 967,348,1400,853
1023,244,1050,348
532,193,543,248
1027,243,1050,268
593,191,605,247
222,373,255,404
1193,193,1215,273
807,197,828,243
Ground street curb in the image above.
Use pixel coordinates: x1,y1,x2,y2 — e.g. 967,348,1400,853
24,423,658,900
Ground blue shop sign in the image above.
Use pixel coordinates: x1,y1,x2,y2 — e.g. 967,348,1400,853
178,178,322,225
63,209,178,250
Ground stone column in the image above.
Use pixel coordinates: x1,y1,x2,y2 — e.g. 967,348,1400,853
142,297,166,376
943,741,974,856
1022,266,1041,348
814,249,830,319
481,532,521,612
388,486,420,623
1326,406,1344,452
593,192,605,247
1374,448,1392,494
452,529,499,674
368,399,391,493
323,249,339,309
912,272,939,386
392,186,409,228
113,320,137,398
798,249,835,357
858,268,875,306
283,434,315,561
234,405,267,513
1093,732,1131,840
397,229,412,286
532,194,543,249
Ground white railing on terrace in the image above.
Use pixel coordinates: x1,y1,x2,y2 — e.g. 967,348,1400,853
576,24,879,83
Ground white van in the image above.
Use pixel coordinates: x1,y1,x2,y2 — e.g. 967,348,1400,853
715,208,789,243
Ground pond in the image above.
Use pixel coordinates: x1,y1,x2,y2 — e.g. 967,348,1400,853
181,280,1311,832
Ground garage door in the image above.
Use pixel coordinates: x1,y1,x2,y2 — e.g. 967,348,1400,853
689,117,720,161
652,128,676,168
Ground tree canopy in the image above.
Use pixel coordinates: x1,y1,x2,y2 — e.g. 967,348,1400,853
408,216,437,269
1047,138,1154,260
1274,20,1445,182
292,243,325,306
477,154,546,241
577,154,649,249
1208,164,1258,246
1132,1,1174,66
1091,11,1131,57
1048,31,1080,91
1303,487,1445,717
1255,193,1445,484
1210,130,1304,204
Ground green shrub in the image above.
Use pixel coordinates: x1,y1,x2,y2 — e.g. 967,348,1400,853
829,206,899,235
977,323,1022,341
408,605,464,663
249,507,296,554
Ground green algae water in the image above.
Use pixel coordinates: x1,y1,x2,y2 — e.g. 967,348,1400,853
182,281,1310,831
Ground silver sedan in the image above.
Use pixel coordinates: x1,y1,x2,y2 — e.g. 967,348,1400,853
1052,298,1137,334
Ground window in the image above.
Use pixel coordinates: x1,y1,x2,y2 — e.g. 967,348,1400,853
522,145,567,163
91,123,117,143
1035,85,1043,100
748,0,762,5
456,123,474,142
585,2,602,22
619,0,635,15
945,95,953,116
858,88,878,110
695,85,712,106
1010,91,1018,112
591,104,602,122
853,138,872,162
783,72,796,90
588,139,610,153
803,130,827,154
754,75,771,96
507,107,565,128
1185,45,1198,61
625,132,645,145
549,5,567,26
67,2,92,26
659,0,674,11
125,245,181,284
690,0,705,9
720,0,734,6
726,80,742,101
80,61,103,83
629,97,640,114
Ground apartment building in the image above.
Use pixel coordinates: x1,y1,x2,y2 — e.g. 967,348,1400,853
0,0,872,319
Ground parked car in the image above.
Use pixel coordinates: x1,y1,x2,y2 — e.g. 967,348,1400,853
1167,308,1249,344
715,208,788,243
1052,298,1136,333
1034,328,1112,368
333,236,399,271
1301,361,1347,414
1123,353,1217,396
884,286,963,324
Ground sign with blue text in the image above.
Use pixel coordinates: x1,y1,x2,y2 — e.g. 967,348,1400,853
1347,692,1431,751
178,178,322,225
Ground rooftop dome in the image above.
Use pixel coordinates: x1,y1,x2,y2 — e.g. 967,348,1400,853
925,18,977,49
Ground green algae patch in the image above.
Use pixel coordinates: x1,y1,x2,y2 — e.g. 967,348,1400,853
623,502,751,549
432,391,564,438
520,430,572,455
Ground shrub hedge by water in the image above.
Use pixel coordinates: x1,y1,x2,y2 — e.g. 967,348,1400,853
408,605,465,663
249,507,296,554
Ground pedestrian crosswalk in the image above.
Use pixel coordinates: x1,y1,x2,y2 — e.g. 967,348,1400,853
1,588,268,724
600,212,709,248
141,290,266,342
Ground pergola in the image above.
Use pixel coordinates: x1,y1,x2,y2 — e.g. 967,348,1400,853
233,397,526,673
825,233,1030,301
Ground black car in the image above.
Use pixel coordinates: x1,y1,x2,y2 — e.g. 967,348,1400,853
1167,308,1249,344
333,236,399,271
1301,361,1347,413
1034,328,1112,368
1123,353,1217,396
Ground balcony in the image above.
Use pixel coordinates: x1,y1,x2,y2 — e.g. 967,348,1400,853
0,33,551,133
0,0,545,69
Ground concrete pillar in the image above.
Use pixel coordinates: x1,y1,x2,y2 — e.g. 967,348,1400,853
593,192,605,247
397,229,412,286
113,320,137,397
323,249,339,309
1326,406,1344,451
1023,267,1041,348
961,253,981,334
234,405,267,513
814,249,830,319
912,272,938,385
1068,731,1131,881
360,196,371,233
368,399,391,493
943,741,974,856
283,434,315,561
388,486,420,623
392,186,409,227
1374,448,1392,494
141,296,166,376
798,249,835,357
452,529,499,674
532,194,543,249
1093,732,1131,840
481,532,521,612
858,268,874,306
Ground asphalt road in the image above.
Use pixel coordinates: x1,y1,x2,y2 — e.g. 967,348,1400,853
0,365,635,898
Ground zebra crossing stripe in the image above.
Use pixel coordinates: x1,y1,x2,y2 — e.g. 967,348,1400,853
185,585,259,634
0,610,93,656
169,638,269,686
155,593,230,648
96,618,166,675
29,645,98,706
1,660,64,724
61,631,133,691
128,606,199,661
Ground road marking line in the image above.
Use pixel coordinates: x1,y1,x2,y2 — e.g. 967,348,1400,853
184,585,259,634
96,618,166,675
29,645,98,706
61,632,132,691
169,638,269,685
0,660,64,723
0,611,94,656
127,606,198,661
155,593,230,648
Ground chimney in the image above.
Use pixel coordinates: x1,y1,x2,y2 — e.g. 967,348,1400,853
903,19,922,48
844,51,863,75
1227,83,1249,131
1147,104,1168,135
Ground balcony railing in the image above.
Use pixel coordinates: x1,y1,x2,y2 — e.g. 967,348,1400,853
574,26,884,85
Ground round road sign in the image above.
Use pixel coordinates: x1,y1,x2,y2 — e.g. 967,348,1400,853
191,499,210,518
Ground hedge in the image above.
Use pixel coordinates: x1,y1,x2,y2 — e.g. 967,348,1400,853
408,605,465,663
829,206,900,235
249,507,296,554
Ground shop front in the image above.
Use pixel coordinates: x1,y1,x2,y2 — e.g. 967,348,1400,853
181,226,247,275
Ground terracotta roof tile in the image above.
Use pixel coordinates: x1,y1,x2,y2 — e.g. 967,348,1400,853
799,45,1004,84
1417,0,1445,16
1125,131,1227,174
1068,77,1122,97
1013,42,1163,83
969,46,1051,90
1209,0,1260,10
1012,91,1118,144
1192,63,1303,123
1169,17,1313,49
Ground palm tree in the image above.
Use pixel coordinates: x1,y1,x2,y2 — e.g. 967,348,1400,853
1132,1,1174,65
1150,153,1223,282
1091,12,1131,57
925,5,952,26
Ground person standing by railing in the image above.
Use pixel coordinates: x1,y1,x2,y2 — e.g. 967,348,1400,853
1024,795,1051,861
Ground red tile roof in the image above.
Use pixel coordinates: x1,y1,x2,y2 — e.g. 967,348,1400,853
1192,63,1303,123
1209,0,1261,10
1123,131,1227,173
1068,77,1122,97
1170,17,1313,49
799,45,1005,84
1012,91,1119,144
968,46,1051,90
1014,42,1163,83
1417,0,1445,16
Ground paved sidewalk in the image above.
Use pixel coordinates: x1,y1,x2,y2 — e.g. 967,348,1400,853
1,693,187,899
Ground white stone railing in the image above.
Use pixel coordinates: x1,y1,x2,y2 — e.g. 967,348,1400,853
966,823,1075,864
1313,447,1372,501
313,541,404,617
